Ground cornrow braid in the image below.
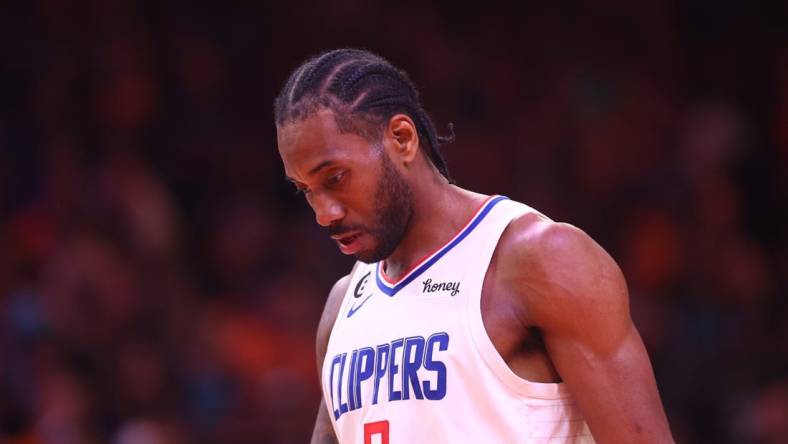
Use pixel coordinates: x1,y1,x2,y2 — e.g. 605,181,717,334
274,48,455,183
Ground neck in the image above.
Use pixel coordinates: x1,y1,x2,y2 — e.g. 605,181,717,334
382,178,487,281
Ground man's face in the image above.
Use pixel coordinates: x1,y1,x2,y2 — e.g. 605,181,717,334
277,109,413,263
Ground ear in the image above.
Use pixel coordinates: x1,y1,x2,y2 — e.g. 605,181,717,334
385,114,419,166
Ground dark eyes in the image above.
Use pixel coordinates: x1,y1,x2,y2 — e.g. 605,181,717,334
325,171,346,187
292,171,346,195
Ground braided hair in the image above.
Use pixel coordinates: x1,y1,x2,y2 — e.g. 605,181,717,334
274,48,455,183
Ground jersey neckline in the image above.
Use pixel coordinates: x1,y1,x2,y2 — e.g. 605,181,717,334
375,195,508,296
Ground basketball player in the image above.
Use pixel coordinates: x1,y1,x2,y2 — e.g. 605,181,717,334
274,49,673,443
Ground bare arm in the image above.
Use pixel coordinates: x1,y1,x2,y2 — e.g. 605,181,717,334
311,400,338,444
310,273,352,444
513,221,673,443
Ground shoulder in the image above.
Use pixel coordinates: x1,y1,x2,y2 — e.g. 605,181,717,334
315,267,355,372
496,212,629,333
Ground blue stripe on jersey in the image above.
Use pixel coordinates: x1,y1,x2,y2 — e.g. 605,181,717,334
375,195,508,296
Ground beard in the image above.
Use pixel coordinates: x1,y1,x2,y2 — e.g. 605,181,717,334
339,151,413,263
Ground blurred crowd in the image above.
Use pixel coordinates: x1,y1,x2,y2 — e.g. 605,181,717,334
0,1,786,443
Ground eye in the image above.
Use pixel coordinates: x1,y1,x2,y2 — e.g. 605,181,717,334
293,184,311,195
325,170,346,188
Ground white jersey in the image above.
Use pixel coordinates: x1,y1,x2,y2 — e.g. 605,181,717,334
321,196,594,443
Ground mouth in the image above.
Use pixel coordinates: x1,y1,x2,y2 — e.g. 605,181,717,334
331,231,363,255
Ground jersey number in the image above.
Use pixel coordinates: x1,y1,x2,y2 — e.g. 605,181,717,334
363,420,389,444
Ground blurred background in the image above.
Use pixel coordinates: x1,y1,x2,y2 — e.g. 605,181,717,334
0,0,786,443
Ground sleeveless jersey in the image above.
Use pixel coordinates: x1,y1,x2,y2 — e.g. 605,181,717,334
321,196,595,443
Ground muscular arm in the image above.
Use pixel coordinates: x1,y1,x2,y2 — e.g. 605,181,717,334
509,220,673,443
311,273,352,444
311,401,338,444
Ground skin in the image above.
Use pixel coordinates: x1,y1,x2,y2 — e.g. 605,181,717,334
277,108,674,443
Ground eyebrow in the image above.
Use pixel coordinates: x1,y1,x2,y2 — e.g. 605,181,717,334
284,159,336,183
308,160,335,176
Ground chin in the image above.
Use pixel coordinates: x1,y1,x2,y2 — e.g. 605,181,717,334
351,229,402,263
353,242,388,264
354,251,382,264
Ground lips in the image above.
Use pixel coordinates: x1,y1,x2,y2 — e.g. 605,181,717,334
331,231,363,255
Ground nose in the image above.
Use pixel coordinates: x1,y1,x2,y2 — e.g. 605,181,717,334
310,193,345,227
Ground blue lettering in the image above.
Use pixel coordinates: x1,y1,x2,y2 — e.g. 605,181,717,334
402,336,425,400
329,331,449,418
388,338,404,401
354,347,375,409
337,352,349,415
347,349,359,411
423,332,449,400
373,344,389,405
330,353,343,420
